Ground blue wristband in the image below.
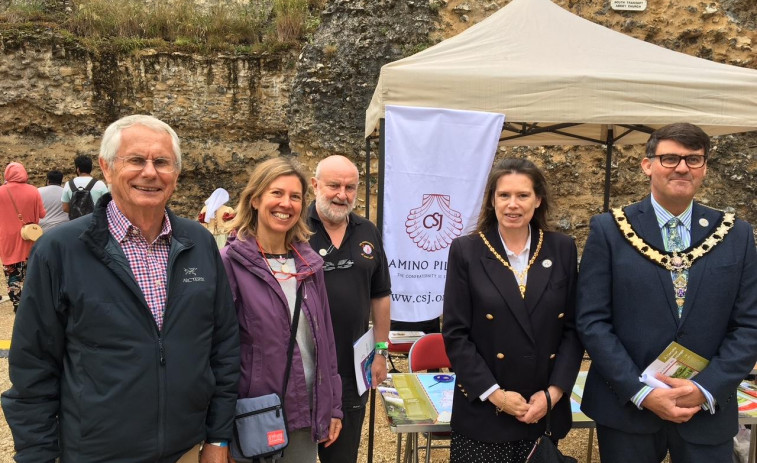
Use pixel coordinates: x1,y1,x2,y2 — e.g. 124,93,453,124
207,441,228,447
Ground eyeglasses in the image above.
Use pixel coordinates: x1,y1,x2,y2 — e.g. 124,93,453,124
118,155,177,174
323,259,354,272
269,267,316,281
651,154,706,169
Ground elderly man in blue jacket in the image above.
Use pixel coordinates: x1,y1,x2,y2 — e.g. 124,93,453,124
2,115,240,463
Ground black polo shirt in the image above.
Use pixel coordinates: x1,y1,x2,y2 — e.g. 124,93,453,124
307,203,392,397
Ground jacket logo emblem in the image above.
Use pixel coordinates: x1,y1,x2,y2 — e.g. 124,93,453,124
183,267,205,283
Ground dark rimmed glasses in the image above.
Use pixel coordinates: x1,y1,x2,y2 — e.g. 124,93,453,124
651,154,707,169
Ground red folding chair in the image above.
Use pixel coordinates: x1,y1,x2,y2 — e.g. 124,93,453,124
407,333,452,463
387,339,413,373
408,333,451,373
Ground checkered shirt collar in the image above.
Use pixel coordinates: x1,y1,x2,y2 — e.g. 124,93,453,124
107,200,173,243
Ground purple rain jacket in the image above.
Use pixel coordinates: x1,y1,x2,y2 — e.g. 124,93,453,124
221,235,343,442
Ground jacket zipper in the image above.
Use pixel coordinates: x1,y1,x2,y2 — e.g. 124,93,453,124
158,337,166,365
236,404,282,419
302,284,324,439
155,239,187,458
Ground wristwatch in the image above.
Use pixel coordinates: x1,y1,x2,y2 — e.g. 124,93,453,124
375,348,389,358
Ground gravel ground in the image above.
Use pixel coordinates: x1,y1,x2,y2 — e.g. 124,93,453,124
0,278,598,462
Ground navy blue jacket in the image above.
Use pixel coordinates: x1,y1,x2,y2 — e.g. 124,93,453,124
443,226,583,443
577,197,757,445
2,194,240,462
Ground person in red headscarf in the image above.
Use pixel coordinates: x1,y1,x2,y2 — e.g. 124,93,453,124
0,162,45,312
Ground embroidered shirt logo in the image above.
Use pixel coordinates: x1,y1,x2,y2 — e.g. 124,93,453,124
183,267,205,283
360,241,375,259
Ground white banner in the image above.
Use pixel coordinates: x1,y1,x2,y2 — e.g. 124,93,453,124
384,105,504,322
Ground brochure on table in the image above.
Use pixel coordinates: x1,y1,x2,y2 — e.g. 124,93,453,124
353,327,375,396
379,373,455,425
570,370,592,422
738,381,757,415
389,331,425,344
415,373,454,423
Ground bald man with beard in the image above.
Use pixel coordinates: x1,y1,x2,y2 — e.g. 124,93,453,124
308,155,392,463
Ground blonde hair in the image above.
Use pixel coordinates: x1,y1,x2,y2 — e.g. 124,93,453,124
230,157,312,244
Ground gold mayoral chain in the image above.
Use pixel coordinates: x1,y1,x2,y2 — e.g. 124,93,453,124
479,230,544,299
611,207,735,273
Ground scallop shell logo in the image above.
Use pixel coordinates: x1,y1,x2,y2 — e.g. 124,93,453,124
405,194,464,252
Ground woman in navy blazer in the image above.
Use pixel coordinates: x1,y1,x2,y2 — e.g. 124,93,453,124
442,158,583,462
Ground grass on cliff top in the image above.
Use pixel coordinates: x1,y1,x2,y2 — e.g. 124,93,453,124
0,0,326,54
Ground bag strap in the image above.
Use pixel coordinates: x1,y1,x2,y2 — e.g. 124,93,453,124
4,186,25,223
69,179,78,191
281,284,303,404
543,389,552,437
83,177,98,191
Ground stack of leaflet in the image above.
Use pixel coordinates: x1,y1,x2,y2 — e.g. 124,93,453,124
380,373,454,425
389,331,425,344
738,381,757,415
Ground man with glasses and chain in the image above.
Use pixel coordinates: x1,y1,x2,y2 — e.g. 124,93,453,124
576,123,757,463
2,115,239,463
308,155,392,463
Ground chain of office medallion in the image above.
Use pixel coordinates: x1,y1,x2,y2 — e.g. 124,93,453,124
611,207,735,272
479,229,544,299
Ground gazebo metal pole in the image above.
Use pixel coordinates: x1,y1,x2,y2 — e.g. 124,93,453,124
365,135,376,463
603,127,614,212
377,119,385,232
368,119,388,463
365,137,371,220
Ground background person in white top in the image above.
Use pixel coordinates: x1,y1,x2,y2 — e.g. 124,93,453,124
38,170,69,231
61,154,109,213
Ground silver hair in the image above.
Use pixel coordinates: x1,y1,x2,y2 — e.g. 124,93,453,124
99,115,182,170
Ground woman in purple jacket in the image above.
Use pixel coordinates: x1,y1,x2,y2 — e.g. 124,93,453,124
221,158,342,462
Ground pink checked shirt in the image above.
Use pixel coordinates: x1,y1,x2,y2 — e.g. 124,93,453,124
107,201,172,330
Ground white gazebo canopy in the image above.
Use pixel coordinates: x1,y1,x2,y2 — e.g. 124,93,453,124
365,0,757,145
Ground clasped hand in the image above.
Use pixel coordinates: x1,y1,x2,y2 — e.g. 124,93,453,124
640,373,704,423
489,386,563,424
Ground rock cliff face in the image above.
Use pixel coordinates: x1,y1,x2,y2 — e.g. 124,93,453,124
0,0,755,248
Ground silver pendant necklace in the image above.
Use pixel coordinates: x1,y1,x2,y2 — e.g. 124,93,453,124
275,255,290,274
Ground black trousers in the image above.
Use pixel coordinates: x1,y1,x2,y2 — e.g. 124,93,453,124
596,422,733,463
318,385,368,463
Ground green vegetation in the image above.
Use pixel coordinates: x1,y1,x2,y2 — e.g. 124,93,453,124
402,39,437,56
0,0,327,54
0,0,52,22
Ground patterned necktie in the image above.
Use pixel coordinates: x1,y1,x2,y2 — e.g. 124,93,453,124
666,218,687,317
